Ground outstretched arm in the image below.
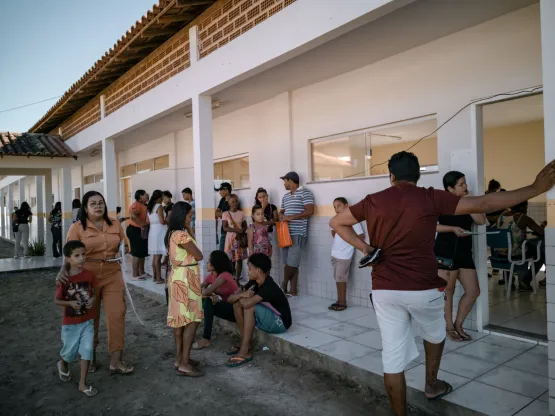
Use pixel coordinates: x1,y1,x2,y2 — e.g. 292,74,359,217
455,160,555,215
330,210,373,255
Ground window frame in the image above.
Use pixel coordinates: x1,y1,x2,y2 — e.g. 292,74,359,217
213,153,250,191
308,114,439,184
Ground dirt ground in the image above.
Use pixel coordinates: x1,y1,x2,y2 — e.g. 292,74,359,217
0,272,426,416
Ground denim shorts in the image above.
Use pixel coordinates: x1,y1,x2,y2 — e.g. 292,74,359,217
254,304,286,334
60,319,94,362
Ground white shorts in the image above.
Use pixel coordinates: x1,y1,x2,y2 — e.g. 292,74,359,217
372,289,446,374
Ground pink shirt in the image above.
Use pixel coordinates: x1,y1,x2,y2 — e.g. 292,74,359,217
204,272,238,301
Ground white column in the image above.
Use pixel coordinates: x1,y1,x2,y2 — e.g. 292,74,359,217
102,137,118,217
44,173,53,256
192,94,217,264
18,179,25,205
79,165,84,200
189,26,199,66
541,1,555,414
7,185,14,241
60,168,73,246
0,188,5,238
35,176,44,244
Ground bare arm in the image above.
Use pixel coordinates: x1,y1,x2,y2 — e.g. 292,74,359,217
227,287,254,304
130,208,146,227
239,294,263,309
156,206,165,225
202,276,227,297
520,215,545,236
456,161,555,215
330,210,373,254
470,213,486,225
179,241,203,262
248,228,254,254
436,224,470,237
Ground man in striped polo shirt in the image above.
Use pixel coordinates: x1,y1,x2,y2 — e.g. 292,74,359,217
279,172,314,296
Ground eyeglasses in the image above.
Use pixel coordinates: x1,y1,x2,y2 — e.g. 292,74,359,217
89,201,105,209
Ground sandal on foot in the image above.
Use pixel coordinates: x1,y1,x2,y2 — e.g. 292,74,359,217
328,303,338,310
131,275,146,281
88,363,98,373
226,356,253,368
174,359,200,369
110,362,134,375
331,304,347,312
80,385,98,397
456,329,473,341
426,381,453,401
155,279,165,285
227,345,240,356
57,360,71,382
192,341,210,351
446,329,463,342
175,367,203,377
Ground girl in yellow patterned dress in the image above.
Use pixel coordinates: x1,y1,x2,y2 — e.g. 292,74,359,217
165,201,204,377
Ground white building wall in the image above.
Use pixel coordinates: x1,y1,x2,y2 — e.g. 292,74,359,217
82,159,104,195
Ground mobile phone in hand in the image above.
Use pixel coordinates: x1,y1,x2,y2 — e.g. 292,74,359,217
359,248,381,268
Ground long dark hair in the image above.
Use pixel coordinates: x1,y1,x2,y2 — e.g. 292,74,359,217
52,202,62,215
79,191,112,230
72,199,81,209
209,250,233,275
443,171,465,191
147,190,163,214
164,201,192,249
19,202,32,215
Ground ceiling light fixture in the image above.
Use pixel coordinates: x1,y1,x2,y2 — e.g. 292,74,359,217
184,101,221,118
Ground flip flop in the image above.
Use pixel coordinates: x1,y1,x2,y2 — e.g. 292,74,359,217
174,359,200,369
227,345,240,356
456,330,473,341
155,280,165,285
80,385,98,397
226,356,253,368
328,303,338,310
57,360,71,382
331,304,347,312
192,342,209,351
446,330,463,342
131,275,146,281
88,363,98,373
175,367,203,377
109,362,134,375
426,381,453,401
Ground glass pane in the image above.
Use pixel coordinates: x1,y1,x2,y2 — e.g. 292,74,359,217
120,164,137,177
368,119,438,176
311,134,368,181
154,155,169,170
137,159,153,174
213,156,249,189
96,173,103,183
84,175,95,185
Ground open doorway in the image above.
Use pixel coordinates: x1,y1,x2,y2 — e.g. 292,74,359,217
481,93,546,340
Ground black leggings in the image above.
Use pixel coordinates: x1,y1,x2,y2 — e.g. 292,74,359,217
52,227,62,257
202,298,236,340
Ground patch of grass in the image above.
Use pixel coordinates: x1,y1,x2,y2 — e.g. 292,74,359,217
28,239,46,256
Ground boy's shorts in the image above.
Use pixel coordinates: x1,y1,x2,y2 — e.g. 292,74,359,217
254,304,286,334
331,257,352,282
60,319,94,362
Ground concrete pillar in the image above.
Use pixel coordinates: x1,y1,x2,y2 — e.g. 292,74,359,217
18,179,25,205
192,94,217,267
102,137,118,217
0,188,5,238
35,176,44,244
541,1,555,414
189,26,199,65
60,168,73,246
78,165,84,200
45,173,53,257
7,185,13,241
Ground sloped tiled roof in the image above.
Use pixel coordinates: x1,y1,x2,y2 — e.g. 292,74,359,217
0,132,77,159
30,0,216,134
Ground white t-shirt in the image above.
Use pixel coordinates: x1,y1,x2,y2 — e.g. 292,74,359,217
331,222,364,260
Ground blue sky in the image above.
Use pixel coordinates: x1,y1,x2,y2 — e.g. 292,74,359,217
0,0,156,132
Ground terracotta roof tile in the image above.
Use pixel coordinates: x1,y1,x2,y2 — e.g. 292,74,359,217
0,132,77,159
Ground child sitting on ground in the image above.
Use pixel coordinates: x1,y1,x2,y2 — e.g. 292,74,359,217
329,197,365,312
247,205,272,257
55,240,98,397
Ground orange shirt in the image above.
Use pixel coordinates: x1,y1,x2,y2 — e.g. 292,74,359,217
66,218,125,280
129,201,147,228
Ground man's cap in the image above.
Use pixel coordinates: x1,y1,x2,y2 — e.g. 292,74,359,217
280,171,300,183
218,182,232,191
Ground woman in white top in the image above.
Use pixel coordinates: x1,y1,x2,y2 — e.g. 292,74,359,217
72,199,81,223
147,190,167,284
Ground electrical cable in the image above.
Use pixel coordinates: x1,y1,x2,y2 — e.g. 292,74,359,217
0,95,63,115
343,86,543,179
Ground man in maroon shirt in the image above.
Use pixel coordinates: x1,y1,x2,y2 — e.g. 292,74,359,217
330,151,555,415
